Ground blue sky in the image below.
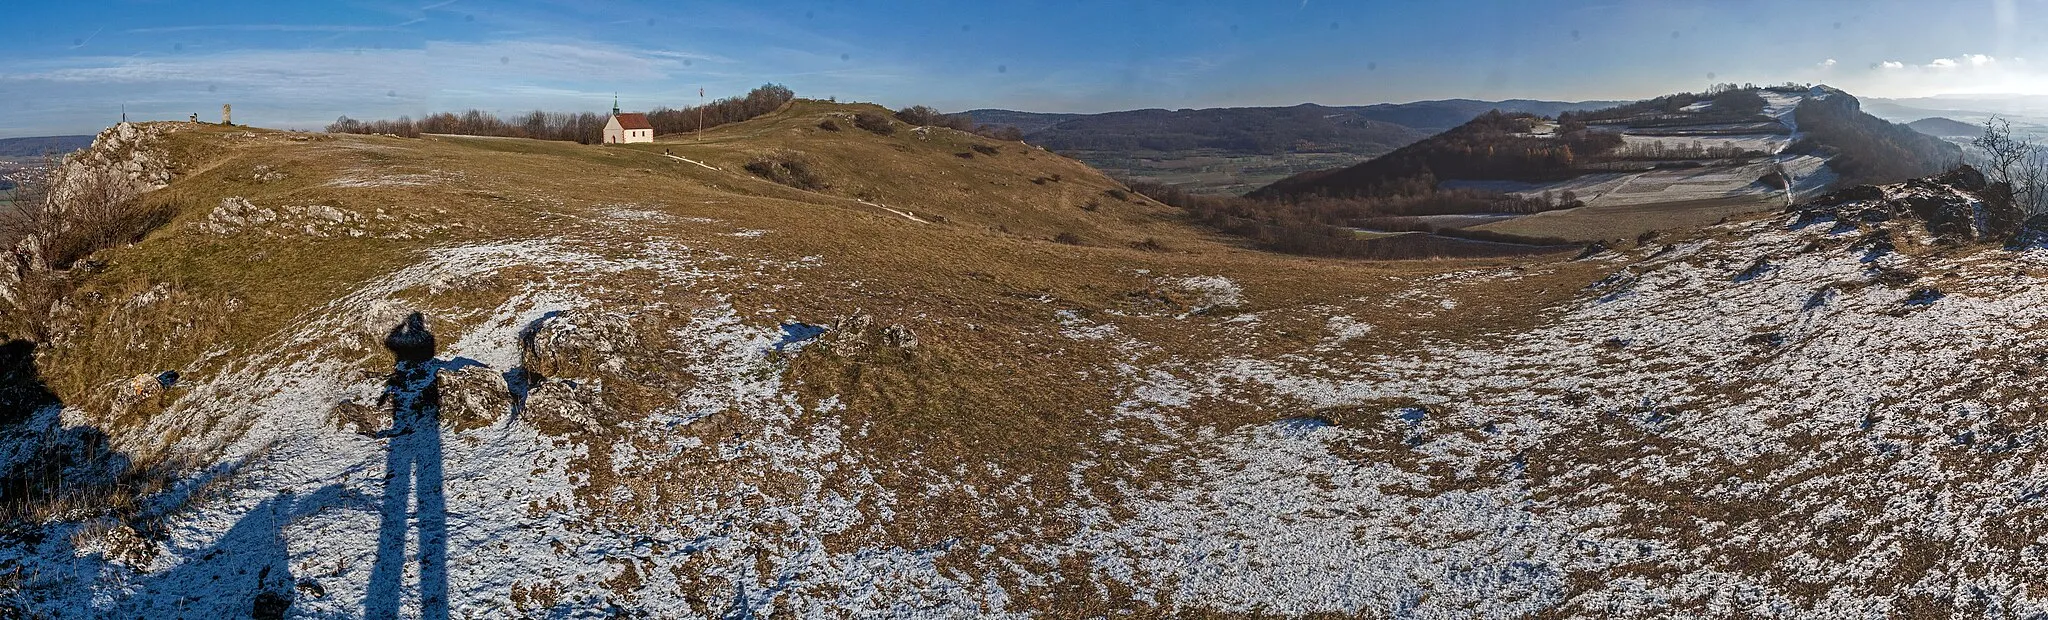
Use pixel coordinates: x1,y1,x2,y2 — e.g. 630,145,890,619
2,0,2044,137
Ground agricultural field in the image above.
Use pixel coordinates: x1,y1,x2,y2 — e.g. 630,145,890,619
1433,88,1852,242
1064,149,1381,195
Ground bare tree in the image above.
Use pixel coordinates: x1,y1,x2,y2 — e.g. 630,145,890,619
1974,115,2046,214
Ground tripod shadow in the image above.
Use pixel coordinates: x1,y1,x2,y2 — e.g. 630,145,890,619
363,312,450,620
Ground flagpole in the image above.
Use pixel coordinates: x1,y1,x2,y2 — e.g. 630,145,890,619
696,87,705,143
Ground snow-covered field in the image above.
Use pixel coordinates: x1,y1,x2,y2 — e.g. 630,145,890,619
1034,172,2048,616
1617,132,1789,154
1447,163,1780,209
1448,87,1834,215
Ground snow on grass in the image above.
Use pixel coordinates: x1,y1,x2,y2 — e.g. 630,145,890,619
1055,309,1120,341
1168,275,1242,316
1037,177,2048,615
325,170,464,188
6,233,1018,617
1039,419,1643,617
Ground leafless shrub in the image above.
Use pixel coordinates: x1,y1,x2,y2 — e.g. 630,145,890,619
854,112,895,135
743,151,828,191
894,105,974,131
1976,115,2048,215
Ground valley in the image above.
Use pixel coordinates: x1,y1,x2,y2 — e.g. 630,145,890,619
966,98,1617,194
1245,85,1958,244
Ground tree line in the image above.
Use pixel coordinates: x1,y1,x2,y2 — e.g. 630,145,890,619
1566,84,1768,125
645,84,794,136
326,84,797,143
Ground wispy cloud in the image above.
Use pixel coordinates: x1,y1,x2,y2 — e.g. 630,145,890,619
126,24,399,34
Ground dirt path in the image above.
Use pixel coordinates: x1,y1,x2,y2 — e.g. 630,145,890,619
661,153,720,171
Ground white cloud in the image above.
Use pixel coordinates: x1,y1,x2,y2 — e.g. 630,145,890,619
1818,58,1837,68
1830,53,2048,98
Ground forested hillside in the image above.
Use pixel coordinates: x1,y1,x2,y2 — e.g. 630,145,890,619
1250,111,1622,199
1790,93,1962,185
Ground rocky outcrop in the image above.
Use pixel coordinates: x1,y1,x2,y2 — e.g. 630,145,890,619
519,311,639,379
825,309,919,362
437,364,510,432
1792,165,2023,242
54,122,176,205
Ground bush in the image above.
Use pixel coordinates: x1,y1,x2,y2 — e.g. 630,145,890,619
743,151,827,191
895,106,974,131
1053,232,1083,245
818,119,841,131
854,113,895,135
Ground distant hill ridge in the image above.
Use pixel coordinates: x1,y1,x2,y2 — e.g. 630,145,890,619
1906,116,1983,138
0,135,93,158
966,98,1622,156
1253,86,1960,201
